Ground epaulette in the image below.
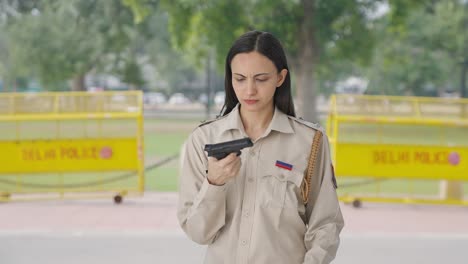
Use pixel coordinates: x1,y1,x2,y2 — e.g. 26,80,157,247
198,114,226,128
287,116,324,132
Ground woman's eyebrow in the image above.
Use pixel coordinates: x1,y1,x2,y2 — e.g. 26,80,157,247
233,72,271,77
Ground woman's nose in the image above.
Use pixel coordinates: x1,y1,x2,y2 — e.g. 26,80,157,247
246,79,257,95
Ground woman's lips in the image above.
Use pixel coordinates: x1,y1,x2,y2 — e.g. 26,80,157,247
244,99,258,105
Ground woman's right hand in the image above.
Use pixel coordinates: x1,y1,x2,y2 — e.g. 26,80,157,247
206,153,241,186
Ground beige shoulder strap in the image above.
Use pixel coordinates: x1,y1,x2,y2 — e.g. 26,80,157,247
301,130,323,205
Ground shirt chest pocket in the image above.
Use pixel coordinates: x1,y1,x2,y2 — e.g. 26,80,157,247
258,165,305,208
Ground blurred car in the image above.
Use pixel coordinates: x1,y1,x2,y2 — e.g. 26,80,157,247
440,90,460,98
214,91,225,106
168,93,190,105
198,93,208,104
144,92,167,105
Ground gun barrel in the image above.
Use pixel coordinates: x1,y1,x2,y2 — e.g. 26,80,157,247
204,138,253,159
206,138,252,150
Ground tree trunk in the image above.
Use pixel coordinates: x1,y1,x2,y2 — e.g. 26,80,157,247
296,0,319,122
71,74,86,91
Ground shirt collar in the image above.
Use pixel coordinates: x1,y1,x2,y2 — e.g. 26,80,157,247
221,103,243,133
269,106,294,134
220,104,294,135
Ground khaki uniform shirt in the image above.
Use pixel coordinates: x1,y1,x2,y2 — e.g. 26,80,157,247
178,104,344,264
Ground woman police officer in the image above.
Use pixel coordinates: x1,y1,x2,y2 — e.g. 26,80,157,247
178,30,344,264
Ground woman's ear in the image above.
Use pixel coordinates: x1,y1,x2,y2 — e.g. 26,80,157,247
276,69,288,88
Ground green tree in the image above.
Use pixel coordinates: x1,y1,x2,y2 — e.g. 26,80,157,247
366,0,466,96
4,0,151,91
141,9,202,94
159,0,427,121
0,1,31,91
119,0,433,119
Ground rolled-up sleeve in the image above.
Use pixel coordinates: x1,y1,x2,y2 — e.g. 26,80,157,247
303,134,344,264
177,129,227,245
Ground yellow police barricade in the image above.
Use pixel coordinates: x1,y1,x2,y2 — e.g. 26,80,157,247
0,91,144,203
327,94,468,207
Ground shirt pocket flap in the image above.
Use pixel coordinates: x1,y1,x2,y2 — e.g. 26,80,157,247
263,164,305,187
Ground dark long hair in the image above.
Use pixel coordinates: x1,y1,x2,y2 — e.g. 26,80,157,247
221,30,295,117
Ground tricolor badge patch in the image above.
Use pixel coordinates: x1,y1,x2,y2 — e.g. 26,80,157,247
275,160,293,171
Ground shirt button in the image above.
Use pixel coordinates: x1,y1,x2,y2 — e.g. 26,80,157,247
241,240,247,246
247,177,254,182
279,174,285,180
244,211,250,217
249,150,256,156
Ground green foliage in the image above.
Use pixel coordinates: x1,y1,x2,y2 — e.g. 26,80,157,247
3,0,150,90
122,59,145,88
0,0,202,93
2,0,465,97
162,0,384,72
141,9,202,93
161,0,248,70
366,0,465,96
121,0,154,24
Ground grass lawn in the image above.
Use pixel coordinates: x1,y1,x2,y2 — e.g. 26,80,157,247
143,118,197,191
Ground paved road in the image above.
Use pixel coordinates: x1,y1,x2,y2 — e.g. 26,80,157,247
1,231,467,264
1,192,468,263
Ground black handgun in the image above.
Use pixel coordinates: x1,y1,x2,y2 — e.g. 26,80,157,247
204,138,253,160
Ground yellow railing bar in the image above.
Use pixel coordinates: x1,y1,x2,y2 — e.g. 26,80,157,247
336,94,468,104
0,91,143,116
0,191,143,202
0,90,142,97
0,113,140,121
335,116,468,127
340,195,468,206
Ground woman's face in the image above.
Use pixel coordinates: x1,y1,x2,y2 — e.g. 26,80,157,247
230,51,287,114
